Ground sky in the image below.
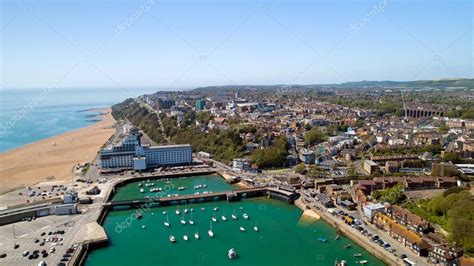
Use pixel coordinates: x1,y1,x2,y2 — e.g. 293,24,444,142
1,0,472,89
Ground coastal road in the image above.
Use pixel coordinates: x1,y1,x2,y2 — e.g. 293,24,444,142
301,190,430,265
134,98,170,144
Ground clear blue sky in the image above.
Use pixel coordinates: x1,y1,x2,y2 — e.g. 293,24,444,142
1,0,472,89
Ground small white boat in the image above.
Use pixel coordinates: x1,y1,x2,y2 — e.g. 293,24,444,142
243,213,249,220
353,253,362,257
212,216,217,222
231,214,237,220
214,207,218,212
221,215,227,221
175,209,180,215
139,188,145,193
142,225,146,229
181,219,186,225
208,222,214,237
163,211,167,215
184,208,189,214
201,207,206,211
228,248,237,259
178,187,185,191
169,235,176,243
253,226,259,232
189,220,194,225
359,260,368,265
183,235,189,241
164,213,170,227
194,232,200,239
240,226,246,232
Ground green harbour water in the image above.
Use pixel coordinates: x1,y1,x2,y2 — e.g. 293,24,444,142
112,175,236,201
87,175,385,266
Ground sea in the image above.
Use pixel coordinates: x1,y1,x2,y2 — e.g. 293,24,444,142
86,175,385,266
0,88,158,152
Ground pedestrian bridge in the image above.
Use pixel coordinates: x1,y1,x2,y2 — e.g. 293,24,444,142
104,186,298,210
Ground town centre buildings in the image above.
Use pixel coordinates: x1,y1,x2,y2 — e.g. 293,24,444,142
100,127,192,170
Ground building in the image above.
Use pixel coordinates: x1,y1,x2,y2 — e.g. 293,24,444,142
157,98,175,110
385,161,399,173
100,126,192,170
363,203,385,220
196,100,206,111
363,160,378,174
386,205,432,234
63,191,78,204
315,193,334,208
390,223,429,256
299,148,315,164
232,158,251,172
53,204,78,215
425,233,464,265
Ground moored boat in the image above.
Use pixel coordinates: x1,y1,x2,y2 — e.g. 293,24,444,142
208,222,214,237
240,226,246,232
228,248,238,259
194,232,200,239
243,213,249,220
164,213,170,227
169,235,176,243
183,235,189,241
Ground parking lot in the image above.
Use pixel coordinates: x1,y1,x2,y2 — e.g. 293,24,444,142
0,183,74,209
0,214,79,265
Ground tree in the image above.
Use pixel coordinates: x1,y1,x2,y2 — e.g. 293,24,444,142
294,163,306,174
304,128,328,146
443,152,461,163
252,135,289,168
439,124,450,133
372,184,407,205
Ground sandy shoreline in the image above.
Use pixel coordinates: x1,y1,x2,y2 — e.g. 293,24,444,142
0,109,115,194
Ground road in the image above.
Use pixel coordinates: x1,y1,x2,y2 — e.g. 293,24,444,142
299,188,430,266
134,98,170,144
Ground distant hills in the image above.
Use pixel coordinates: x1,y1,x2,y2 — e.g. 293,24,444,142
193,78,473,92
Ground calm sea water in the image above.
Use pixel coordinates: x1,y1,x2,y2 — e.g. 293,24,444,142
112,175,237,201
0,88,157,152
87,175,385,266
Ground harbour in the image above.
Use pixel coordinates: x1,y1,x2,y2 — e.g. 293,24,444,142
84,174,385,266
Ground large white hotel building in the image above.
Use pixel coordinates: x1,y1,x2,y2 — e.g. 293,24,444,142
100,127,192,170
